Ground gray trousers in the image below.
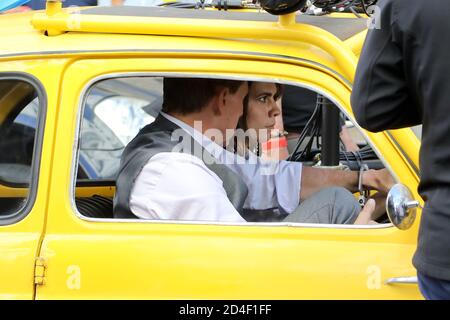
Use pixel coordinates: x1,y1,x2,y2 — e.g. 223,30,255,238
283,187,360,224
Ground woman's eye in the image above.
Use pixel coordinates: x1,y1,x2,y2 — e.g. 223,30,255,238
257,96,267,103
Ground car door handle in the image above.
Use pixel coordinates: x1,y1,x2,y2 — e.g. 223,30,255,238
385,276,418,285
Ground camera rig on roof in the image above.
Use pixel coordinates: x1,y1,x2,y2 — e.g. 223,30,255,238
159,0,378,17
308,0,378,16
258,0,378,16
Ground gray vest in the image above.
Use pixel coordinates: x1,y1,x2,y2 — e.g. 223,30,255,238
113,114,249,219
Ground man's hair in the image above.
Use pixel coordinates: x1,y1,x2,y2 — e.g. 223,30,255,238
162,77,245,115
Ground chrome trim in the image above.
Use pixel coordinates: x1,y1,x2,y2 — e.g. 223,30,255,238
70,71,393,230
385,276,418,285
386,184,418,230
385,131,419,176
77,214,394,229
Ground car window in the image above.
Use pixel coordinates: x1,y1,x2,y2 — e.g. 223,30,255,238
94,96,154,145
77,77,162,180
74,76,388,226
0,79,42,221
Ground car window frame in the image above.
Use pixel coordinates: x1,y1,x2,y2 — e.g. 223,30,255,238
0,72,47,226
71,72,394,230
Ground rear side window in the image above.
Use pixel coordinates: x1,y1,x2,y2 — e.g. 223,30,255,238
0,78,44,224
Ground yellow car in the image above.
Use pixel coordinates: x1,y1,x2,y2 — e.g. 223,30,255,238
0,0,422,299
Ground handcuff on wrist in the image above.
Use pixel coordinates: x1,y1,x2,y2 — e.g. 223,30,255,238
358,164,370,208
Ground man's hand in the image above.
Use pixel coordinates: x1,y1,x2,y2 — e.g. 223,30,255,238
354,199,379,225
300,167,395,201
362,168,395,195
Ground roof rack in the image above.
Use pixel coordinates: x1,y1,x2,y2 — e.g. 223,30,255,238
31,0,359,82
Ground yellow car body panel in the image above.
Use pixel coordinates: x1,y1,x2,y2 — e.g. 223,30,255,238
0,58,66,299
344,30,367,57
0,4,422,299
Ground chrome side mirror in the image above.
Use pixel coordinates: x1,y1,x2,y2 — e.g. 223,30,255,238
386,184,419,230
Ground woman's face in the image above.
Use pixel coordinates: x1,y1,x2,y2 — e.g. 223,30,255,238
245,82,281,142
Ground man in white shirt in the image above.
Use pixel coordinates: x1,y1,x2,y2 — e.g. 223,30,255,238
114,78,393,224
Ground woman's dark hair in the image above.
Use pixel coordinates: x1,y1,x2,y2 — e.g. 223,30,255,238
162,77,244,115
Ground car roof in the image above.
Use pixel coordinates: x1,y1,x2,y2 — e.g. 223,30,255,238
82,6,368,41
0,6,367,83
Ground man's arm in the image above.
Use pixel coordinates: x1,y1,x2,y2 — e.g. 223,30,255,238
300,167,394,201
351,0,421,132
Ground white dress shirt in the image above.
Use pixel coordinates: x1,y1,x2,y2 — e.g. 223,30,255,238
130,112,302,222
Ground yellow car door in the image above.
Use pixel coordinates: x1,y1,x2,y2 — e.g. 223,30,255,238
0,60,61,299
31,55,423,299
